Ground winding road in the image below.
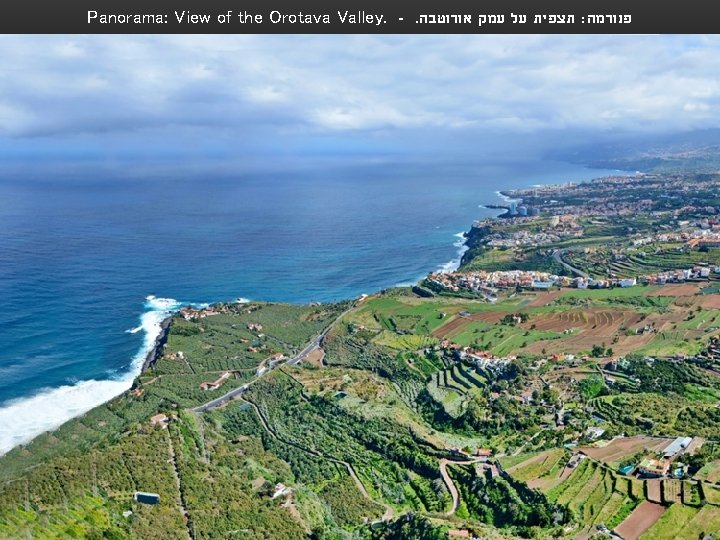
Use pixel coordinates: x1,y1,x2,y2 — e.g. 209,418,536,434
438,457,486,515
552,248,589,278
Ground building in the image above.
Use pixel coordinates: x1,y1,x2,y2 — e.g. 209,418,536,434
199,371,231,391
663,436,693,458
134,492,160,505
637,458,669,478
518,205,528,216
150,413,169,428
509,201,517,215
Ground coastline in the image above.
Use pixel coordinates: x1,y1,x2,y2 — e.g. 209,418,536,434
0,168,610,457
0,296,181,456
141,317,172,372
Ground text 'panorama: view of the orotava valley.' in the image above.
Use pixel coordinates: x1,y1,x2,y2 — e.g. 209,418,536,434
5,34,720,540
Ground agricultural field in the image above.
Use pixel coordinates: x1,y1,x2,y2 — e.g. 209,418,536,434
505,451,715,539
562,243,720,280
347,285,720,360
503,449,568,491
4,282,720,538
541,458,641,533
693,459,720,484
615,501,666,540
639,503,720,540
590,392,720,438
578,436,671,468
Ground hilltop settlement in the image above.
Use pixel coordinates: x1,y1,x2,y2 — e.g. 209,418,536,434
7,167,720,539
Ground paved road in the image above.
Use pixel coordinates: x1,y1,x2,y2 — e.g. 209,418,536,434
192,305,351,413
439,457,485,515
552,248,589,278
286,333,325,366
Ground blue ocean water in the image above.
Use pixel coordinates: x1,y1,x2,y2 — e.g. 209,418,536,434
0,159,616,452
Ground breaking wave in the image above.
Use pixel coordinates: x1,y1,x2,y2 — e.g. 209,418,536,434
0,295,182,455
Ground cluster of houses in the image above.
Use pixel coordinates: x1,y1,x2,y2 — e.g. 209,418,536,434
429,259,720,297
637,265,718,284
178,306,219,321
434,340,513,369
506,174,705,218
486,228,582,248
427,270,641,295
473,214,583,248
427,270,558,293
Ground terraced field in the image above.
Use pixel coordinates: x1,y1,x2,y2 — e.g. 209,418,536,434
615,501,666,540
565,245,720,280
505,446,720,538
504,448,567,483
694,459,720,484
639,503,720,540
372,331,437,350
523,309,643,336
425,363,486,417
506,453,644,532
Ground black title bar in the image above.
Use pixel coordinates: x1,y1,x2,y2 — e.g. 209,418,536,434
4,0,719,33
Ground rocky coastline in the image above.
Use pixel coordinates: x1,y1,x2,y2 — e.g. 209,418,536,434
142,317,172,371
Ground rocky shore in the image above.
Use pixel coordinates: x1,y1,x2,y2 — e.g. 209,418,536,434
142,317,172,371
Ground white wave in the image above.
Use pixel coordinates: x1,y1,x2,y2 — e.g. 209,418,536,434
235,297,250,304
125,325,143,334
437,231,469,274
494,190,519,203
0,295,182,456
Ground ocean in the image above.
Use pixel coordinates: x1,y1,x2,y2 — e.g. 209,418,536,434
0,158,617,453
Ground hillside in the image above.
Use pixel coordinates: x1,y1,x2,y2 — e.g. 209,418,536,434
3,285,720,539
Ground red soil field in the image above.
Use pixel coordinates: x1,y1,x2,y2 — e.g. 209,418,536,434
579,436,670,464
615,501,666,540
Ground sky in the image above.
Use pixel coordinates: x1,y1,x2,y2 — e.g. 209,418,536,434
1,34,719,170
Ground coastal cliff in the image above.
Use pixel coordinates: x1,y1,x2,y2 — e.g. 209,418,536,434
458,223,492,268
142,316,172,371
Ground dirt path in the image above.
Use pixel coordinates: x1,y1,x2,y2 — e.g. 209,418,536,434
166,431,192,540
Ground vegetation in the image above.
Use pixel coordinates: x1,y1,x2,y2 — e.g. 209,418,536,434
6,185,720,538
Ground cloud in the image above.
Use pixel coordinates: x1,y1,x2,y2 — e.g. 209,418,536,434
0,34,719,156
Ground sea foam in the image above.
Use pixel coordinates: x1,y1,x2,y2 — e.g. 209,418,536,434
0,295,181,455
437,231,469,274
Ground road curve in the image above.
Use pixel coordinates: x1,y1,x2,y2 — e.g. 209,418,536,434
439,457,484,515
552,248,589,278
